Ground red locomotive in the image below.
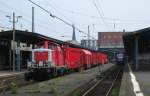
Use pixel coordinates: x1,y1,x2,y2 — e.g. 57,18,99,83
25,40,108,81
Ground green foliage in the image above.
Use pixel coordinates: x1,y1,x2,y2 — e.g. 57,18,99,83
72,90,80,96
28,90,40,93
48,81,59,96
111,88,119,96
10,82,18,94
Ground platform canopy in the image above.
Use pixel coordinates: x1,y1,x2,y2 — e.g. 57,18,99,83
0,30,97,51
0,30,66,44
123,27,150,57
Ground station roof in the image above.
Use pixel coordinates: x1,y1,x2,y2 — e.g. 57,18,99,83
0,30,97,51
0,30,65,44
123,27,150,57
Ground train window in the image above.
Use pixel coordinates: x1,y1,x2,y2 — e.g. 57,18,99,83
48,45,53,49
35,41,44,48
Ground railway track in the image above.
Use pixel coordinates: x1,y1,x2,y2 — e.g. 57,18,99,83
0,73,33,93
81,67,122,96
0,65,117,96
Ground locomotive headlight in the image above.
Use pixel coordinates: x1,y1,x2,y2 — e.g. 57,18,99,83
39,61,43,67
27,62,32,67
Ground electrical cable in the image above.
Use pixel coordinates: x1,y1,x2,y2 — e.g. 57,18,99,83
92,0,110,31
28,0,96,39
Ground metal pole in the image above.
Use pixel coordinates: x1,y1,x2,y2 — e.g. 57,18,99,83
6,13,22,71
88,25,90,48
32,7,35,49
135,37,139,70
13,12,16,71
32,7,35,33
72,24,76,41
123,29,125,33
9,49,12,70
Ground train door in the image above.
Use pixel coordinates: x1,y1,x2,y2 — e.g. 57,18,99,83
20,51,31,69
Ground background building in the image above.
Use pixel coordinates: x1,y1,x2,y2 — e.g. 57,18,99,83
98,32,124,49
98,32,124,60
81,39,98,50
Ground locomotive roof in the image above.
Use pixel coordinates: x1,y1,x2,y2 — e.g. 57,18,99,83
81,49,92,55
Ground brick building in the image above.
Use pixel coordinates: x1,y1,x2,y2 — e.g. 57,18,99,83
98,32,124,49
98,32,124,59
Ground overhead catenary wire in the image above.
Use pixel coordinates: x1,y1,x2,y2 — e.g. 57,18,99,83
40,4,150,23
92,0,110,31
0,1,70,36
21,17,61,34
44,6,150,23
0,0,75,36
39,0,74,24
1,0,149,37
0,26,12,30
95,0,105,18
28,0,96,39
1,0,150,33
0,7,149,33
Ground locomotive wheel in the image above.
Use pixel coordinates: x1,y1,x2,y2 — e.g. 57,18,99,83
49,68,57,78
84,65,88,70
25,72,32,81
33,69,49,81
78,67,84,72
58,68,65,76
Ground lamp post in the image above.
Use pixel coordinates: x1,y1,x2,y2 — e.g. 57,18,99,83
6,12,22,71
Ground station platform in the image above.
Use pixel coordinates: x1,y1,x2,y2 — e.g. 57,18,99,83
134,72,150,96
0,70,25,78
0,70,27,93
4,63,114,96
119,64,149,96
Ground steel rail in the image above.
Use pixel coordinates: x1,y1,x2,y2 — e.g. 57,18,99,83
105,69,121,96
82,68,121,96
82,77,105,96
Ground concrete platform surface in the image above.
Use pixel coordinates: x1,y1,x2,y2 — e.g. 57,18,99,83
119,64,149,96
4,63,114,96
135,72,150,96
119,69,135,96
0,71,25,78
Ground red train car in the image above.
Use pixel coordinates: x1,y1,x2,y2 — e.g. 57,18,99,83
103,54,108,64
98,53,105,64
25,40,108,81
52,46,65,68
98,52,108,65
91,52,98,66
34,41,66,69
81,49,92,69
65,47,82,69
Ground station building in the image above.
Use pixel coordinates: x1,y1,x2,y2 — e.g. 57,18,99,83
98,32,125,59
98,32,124,49
81,39,98,50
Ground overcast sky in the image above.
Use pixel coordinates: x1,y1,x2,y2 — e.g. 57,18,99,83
0,0,150,42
